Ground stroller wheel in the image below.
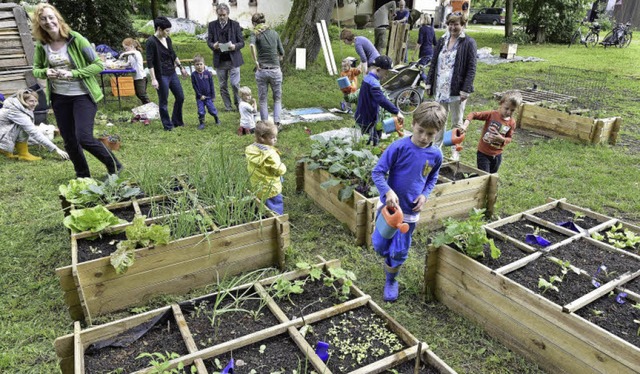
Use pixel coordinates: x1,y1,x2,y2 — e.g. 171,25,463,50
395,88,422,114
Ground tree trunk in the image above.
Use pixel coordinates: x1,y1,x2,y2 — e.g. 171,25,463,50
151,0,159,19
505,0,514,37
281,0,335,66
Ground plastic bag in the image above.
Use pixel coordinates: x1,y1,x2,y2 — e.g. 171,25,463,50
131,102,159,120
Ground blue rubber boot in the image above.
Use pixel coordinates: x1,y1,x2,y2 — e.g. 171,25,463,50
383,264,400,302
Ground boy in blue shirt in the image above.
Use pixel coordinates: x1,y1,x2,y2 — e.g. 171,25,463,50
354,55,403,146
190,54,219,129
371,101,447,301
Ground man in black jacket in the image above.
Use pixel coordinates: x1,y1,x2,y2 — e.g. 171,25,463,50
207,3,244,111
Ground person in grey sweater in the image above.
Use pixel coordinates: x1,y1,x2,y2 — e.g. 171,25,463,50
0,89,68,161
250,13,285,127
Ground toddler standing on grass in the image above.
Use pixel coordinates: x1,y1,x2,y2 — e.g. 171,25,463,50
245,120,286,214
121,38,150,105
461,91,522,173
190,54,219,130
238,86,257,135
371,102,446,302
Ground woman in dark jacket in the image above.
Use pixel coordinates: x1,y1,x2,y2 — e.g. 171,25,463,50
425,12,477,159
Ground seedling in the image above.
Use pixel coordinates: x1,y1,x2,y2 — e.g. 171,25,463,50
538,275,562,293
432,208,501,259
525,224,552,246
591,309,604,317
136,351,195,374
110,216,171,274
295,262,357,301
572,211,585,222
270,277,305,304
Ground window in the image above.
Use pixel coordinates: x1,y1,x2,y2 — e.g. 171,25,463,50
249,0,257,5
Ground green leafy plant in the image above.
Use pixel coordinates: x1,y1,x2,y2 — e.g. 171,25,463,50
299,137,379,201
63,205,126,234
592,223,640,250
136,351,195,373
110,216,171,274
100,131,122,143
432,209,501,259
59,177,103,207
571,211,585,222
86,174,140,205
295,262,357,302
271,277,305,304
538,258,580,294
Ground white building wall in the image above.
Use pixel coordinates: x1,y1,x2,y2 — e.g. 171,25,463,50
176,0,292,28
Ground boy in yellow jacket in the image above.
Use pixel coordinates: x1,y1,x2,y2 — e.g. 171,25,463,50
245,120,286,214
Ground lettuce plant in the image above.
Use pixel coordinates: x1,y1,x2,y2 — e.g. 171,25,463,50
63,205,125,234
110,216,171,274
432,208,501,259
58,178,102,207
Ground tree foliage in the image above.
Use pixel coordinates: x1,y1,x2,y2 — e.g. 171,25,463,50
515,0,591,43
280,0,334,65
51,0,136,48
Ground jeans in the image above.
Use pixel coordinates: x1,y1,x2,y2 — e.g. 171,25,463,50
266,194,284,215
255,68,283,123
51,93,121,177
197,98,218,122
216,65,241,110
434,99,466,148
157,73,185,130
134,78,150,104
477,151,502,174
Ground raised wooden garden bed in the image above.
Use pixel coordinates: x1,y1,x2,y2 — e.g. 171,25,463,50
516,103,622,145
55,259,458,374
56,195,290,324
424,198,640,374
296,161,498,246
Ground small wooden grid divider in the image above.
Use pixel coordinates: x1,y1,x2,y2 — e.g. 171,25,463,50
425,198,640,374
56,176,289,324
55,258,458,374
297,160,498,246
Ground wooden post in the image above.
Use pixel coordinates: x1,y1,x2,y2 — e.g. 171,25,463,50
590,119,604,144
485,174,499,219
73,322,84,374
316,22,334,75
320,20,337,74
295,162,305,192
423,246,439,301
609,117,622,145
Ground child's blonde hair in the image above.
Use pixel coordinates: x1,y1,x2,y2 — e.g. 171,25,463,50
16,88,38,108
122,38,142,52
255,120,277,140
192,54,205,64
412,102,447,132
238,86,252,102
500,90,523,107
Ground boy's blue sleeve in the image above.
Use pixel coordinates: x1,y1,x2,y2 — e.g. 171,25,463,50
191,73,202,97
371,84,399,115
421,154,442,198
208,72,215,99
372,144,396,200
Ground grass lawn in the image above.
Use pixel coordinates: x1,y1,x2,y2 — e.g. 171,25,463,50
1,24,639,372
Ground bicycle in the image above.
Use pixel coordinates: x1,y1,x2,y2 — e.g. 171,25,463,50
568,21,600,48
601,22,633,48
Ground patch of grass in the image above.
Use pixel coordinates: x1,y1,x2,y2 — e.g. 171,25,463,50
1,25,639,373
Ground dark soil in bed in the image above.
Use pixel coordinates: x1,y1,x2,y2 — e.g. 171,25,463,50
474,234,533,269
109,205,136,222
575,294,640,347
505,256,595,307
304,306,408,372
272,279,354,320
76,232,127,262
84,315,188,374
495,219,572,248
182,288,280,350
438,165,479,181
532,207,603,230
389,359,443,373
622,276,640,294
204,333,307,373
548,238,640,281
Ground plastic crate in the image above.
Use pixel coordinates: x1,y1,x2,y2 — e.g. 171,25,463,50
109,76,135,97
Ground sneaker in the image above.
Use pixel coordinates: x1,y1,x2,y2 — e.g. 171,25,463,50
214,116,220,125
198,123,205,130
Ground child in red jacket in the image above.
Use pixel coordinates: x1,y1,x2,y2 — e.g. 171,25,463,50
461,91,522,173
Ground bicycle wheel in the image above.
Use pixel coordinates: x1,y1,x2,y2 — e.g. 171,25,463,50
585,32,599,48
568,31,580,47
623,32,632,47
395,88,422,114
602,31,613,47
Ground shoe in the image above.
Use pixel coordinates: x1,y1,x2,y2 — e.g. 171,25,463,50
0,149,18,159
383,265,400,302
198,123,205,130
214,115,220,125
340,101,348,111
15,142,41,161
174,123,184,127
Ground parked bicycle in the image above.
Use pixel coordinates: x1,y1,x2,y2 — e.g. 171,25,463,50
601,22,633,48
568,21,601,48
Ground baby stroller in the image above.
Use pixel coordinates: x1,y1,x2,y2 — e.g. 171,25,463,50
382,61,428,114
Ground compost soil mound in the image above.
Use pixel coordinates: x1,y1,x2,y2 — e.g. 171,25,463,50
305,306,408,372
474,234,532,269
274,279,353,320
549,238,640,280
77,231,127,262
184,290,280,350
84,316,188,373
204,333,307,373
532,207,603,230
575,294,640,347
496,219,570,248
506,256,594,306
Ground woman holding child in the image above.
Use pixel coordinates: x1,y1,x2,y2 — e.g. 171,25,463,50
31,3,122,177
425,11,477,160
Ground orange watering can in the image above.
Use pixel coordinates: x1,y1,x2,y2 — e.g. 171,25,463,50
375,206,410,239
443,128,465,151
